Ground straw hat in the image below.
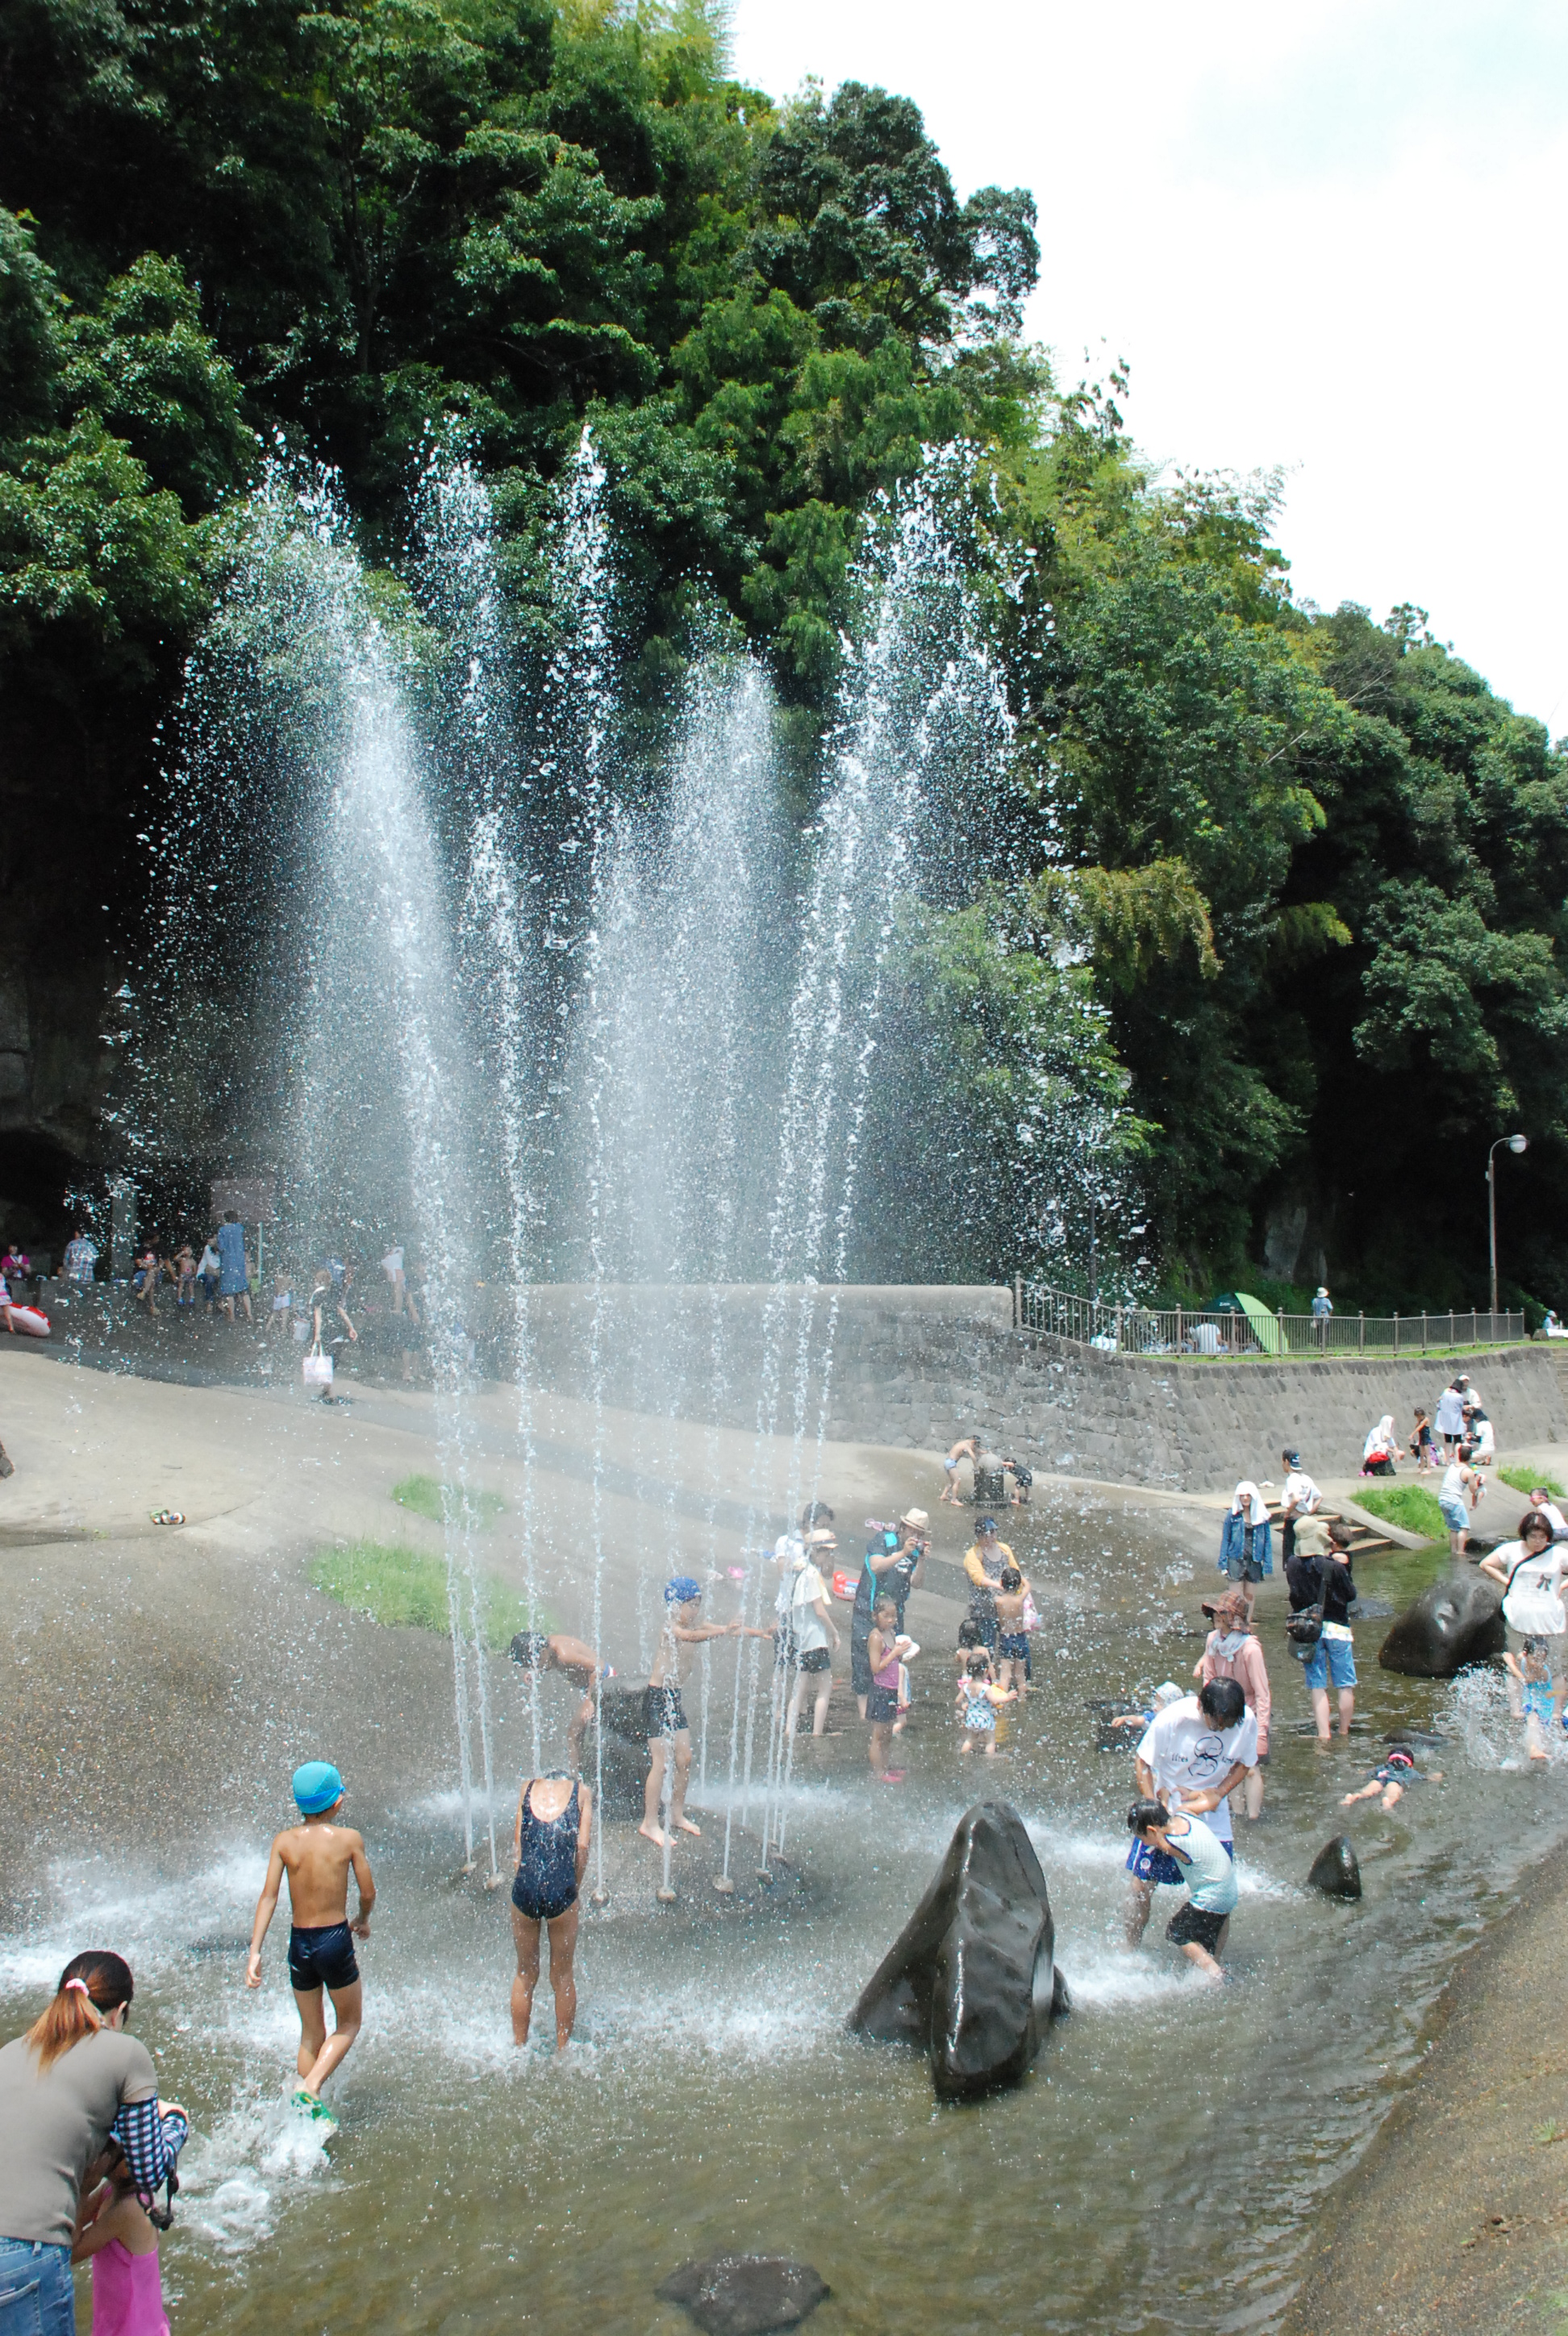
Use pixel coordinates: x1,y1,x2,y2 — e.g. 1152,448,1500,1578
899,1508,930,1530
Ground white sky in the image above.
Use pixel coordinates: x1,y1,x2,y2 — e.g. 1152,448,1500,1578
730,0,1568,733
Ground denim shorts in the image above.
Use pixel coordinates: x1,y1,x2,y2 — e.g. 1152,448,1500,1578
1305,1634,1357,1690
1438,1496,1468,1532
0,2238,75,2336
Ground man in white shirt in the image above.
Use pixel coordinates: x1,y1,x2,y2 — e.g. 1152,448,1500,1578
1124,1677,1257,1946
1278,1447,1320,1564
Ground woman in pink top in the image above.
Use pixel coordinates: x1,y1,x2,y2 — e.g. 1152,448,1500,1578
1195,1590,1272,1821
72,2139,170,2336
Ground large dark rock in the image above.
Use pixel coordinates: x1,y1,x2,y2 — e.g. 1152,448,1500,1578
656,2256,829,2336
1378,1571,1505,1678
1307,1835,1362,1900
849,1800,1065,2100
579,1679,655,1817
972,1452,1007,1507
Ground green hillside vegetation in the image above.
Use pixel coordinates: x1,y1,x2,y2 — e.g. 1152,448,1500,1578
312,1536,537,1647
4,0,1566,1307
1351,1484,1446,1544
391,1473,507,1529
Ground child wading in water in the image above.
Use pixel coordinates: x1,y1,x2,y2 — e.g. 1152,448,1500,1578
865,1595,916,1783
1503,1637,1558,1762
72,2141,169,2336
994,1564,1031,1700
957,1651,1015,1754
246,1760,376,2130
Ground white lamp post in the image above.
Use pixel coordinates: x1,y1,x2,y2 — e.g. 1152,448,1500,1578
1487,1133,1528,1316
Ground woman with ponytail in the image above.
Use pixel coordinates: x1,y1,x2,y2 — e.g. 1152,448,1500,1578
0,1953,186,2334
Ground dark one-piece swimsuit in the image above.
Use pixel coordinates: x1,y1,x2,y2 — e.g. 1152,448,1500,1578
511,1778,581,1921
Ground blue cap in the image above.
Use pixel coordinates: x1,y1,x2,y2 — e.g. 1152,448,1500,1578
292,1760,344,1814
665,1575,702,1605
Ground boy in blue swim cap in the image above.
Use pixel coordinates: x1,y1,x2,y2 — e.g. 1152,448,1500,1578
245,1761,377,2123
640,1578,769,1850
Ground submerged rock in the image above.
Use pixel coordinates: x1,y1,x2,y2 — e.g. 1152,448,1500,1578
656,2255,829,2336
849,1800,1064,2100
1307,1835,1362,1900
1378,1572,1504,1678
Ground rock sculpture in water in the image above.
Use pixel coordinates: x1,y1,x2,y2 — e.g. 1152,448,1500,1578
1378,1571,1505,1678
656,2255,829,2336
849,1800,1065,2100
1307,1835,1362,1900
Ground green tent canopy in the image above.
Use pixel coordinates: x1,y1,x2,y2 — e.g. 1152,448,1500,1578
1236,1291,1283,1355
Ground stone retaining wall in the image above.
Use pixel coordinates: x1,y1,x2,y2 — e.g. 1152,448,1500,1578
523,1284,1568,1492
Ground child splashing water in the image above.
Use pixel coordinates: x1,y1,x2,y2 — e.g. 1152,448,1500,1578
957,1652,1015,1754
71,2141,169,2336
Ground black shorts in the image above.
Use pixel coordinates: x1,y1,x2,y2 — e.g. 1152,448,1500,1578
1166,1903,1228,1952
866,1683,899,1723
645,1684,688,1737
288,1921,360,1993
797,1646,830,1673
850,1630,874,1696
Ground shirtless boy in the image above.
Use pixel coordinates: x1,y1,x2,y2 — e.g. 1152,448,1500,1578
246,1760,376,2124
510,1628,610,1770
640,1577,764,1849
940,1434,982,1505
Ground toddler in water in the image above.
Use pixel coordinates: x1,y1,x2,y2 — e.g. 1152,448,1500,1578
956,1652,1015,1755
72,2141,169,2336
1341,1746,1442,1811
1504,1637,1558,1763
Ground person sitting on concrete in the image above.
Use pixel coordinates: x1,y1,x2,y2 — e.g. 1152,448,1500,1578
1526,1486,1568,1541
1360,1415,1398,1477
1461,1400,1495,1470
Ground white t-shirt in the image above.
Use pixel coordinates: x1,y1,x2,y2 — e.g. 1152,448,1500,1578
1533,1502,1568,1540
789,1563,830,1654
1498,1544,1568,1634
1282,1469,1320,1515
1136,1696,1259,1845
1435,1389,1466,1436
1466,1417,1495,1458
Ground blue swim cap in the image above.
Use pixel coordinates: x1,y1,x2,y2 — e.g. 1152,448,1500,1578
665,1575,702,1605
292,1760,344,1814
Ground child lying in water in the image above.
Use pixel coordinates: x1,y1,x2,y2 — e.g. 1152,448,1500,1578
1340,1746,1442,1812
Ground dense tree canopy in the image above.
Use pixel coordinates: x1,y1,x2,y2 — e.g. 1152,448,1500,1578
2,0,1564,1308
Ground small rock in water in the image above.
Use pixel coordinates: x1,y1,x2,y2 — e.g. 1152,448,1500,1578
657,2255,829,2336
1307,1835,1362,1900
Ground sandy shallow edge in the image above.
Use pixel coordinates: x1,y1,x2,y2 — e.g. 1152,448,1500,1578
1282,1831,1568,2334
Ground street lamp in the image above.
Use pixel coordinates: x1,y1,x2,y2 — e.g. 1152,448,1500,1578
1487,1133,1528,1315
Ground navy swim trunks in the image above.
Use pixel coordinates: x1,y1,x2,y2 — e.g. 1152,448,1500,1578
287,1921,360,1992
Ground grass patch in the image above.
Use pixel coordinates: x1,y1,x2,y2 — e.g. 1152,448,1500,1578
1500,1465,1567,1499
390,1473,507,1530
312,1538,538,1652
1351,1483,1446,1543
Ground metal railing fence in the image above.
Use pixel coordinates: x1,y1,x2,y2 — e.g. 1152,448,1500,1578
1012,1280,1525,1358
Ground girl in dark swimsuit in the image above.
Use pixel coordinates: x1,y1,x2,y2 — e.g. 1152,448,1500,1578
510,1775,592,2049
